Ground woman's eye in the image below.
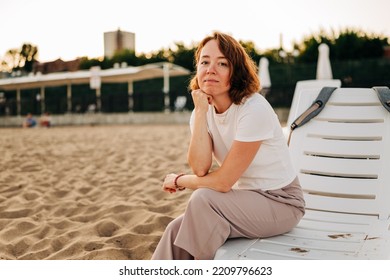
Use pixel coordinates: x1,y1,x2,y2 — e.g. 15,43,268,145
200,61,209,65
219,61,229,67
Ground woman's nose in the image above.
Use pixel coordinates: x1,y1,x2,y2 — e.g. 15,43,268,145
206,63,216,74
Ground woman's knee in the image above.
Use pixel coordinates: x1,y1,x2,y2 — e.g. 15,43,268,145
188,188,221,208
186,189,230,218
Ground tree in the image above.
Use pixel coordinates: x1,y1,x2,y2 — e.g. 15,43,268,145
239,40,261,65
0,43,38,73
19,43,38,72
141,49,169,65
168,42,196,72
296,28,389,62
79,56,103,70
295,29,334,63
1,48,20,72
111,49,139,66
333,29,387,60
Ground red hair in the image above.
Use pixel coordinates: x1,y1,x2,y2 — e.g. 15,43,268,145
189,32,260,104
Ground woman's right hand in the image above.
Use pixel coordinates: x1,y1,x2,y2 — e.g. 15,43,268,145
191,89,212,113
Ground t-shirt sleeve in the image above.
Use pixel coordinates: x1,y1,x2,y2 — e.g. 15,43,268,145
235,98,275,142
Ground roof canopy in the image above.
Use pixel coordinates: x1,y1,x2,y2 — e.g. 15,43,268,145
0,62,191,91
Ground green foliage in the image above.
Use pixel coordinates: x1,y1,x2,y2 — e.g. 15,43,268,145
77,40,261,73
3,49,19,71
111,49,138,65
0,43,38,72
20,43,38,72
79,57,102,69
296,30,333,63
296,28,389,62
169,42,196,72
239,40,262,65
79,46,171,70
334,30,387,59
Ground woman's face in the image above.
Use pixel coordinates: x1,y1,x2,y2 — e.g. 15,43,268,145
196,39,231,98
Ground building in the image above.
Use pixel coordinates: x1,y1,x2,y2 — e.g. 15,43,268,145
104,29,135,58
33,58,81,74
0,62,191,117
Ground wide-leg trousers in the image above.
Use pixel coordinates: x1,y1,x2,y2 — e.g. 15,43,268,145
151,177,305,260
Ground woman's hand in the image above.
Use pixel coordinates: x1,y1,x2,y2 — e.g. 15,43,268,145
191,89,212,112
162,173,179,194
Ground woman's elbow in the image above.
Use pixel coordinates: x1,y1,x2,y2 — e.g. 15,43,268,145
218,186,232,193
188,159,211,177
215,180,234,193
192,168,209,177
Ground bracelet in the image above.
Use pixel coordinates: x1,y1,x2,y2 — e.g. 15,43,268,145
174,173,186,191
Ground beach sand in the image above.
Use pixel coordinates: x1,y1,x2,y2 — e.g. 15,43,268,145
0,124,193,260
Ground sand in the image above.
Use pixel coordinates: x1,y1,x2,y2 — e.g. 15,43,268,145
0,124,193,260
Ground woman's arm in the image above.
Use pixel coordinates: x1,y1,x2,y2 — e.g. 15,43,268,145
187,90,213,176
187,109,213,176
164,140,261,193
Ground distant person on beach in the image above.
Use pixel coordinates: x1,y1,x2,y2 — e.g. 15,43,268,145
152,32,305,260
39,112,51,127
22,113,37,128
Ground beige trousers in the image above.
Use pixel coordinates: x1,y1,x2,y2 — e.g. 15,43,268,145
151,177,305,260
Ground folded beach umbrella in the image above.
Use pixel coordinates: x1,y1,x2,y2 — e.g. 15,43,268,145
258,57,271,88
316,43,333,80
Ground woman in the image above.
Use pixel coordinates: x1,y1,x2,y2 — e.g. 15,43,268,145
152,31,305,260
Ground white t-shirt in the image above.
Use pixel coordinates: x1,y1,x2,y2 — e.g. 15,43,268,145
190,93,296,191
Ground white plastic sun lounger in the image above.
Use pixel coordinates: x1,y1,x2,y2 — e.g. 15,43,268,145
282,79,342,138
214,84,390,260
287,79,342,125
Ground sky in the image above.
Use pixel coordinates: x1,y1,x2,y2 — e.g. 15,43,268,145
1,0,389,63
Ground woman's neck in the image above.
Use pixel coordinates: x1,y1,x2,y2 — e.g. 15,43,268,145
213,95,233,114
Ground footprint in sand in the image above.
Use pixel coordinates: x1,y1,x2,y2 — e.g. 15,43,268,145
84,242,104,252
96,221,120,237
